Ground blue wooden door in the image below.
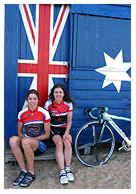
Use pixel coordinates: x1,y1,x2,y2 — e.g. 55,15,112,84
69,4,131,142
4,4,70,146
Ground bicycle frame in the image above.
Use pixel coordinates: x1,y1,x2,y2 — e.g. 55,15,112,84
102,112,131,146
75,107,131,167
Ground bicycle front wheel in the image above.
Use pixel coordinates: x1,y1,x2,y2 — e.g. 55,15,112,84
74,121,115,167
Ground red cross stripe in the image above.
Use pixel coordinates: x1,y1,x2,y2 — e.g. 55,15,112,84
18,4,69,106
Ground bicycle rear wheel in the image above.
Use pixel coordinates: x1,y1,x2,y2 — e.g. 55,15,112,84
74,121,115,166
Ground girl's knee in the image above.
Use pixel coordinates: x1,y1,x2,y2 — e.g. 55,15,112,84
22,137,31,149
9,136,20,147
53,136,63,147
53,138,63,150
56,140,63,148
63,139,72,148
22,138,38,151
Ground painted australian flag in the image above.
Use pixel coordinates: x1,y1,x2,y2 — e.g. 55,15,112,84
17,4,70,111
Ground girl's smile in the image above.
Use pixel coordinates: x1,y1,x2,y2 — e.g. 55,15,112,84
27,94,39,111
53,87,64,103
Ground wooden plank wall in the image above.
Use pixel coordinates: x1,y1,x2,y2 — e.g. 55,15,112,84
69,5,131,143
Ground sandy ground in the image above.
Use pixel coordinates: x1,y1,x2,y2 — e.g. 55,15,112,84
4,147,131,189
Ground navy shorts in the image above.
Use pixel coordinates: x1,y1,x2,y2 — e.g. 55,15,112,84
34,140,47,156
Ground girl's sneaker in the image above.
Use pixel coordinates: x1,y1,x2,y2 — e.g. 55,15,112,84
60,173,68,185
20,172,35,187
13,171,27,186
66,171,74,182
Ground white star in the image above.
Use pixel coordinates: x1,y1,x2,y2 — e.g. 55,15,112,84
95,50,131,93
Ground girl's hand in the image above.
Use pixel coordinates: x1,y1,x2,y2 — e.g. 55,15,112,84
63,132,72,143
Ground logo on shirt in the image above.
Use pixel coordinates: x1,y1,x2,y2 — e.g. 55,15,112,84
52,106,57,109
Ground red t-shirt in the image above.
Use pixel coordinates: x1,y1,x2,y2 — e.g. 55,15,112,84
44,100,73,128
18,106,50,137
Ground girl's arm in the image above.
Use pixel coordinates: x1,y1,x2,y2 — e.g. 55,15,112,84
65,111,72,133
36,122,51,141
63,112,73,142
18,122,25,138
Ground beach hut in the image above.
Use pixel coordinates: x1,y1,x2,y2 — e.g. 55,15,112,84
4,4,131,147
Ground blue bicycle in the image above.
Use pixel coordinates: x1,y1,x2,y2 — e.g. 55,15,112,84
74,107,131,167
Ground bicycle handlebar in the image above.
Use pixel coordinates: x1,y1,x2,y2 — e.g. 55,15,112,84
85,107,109,120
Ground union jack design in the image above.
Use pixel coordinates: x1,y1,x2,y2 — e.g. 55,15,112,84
18,4,70,108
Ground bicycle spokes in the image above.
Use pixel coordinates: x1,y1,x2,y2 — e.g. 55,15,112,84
75,121,115,166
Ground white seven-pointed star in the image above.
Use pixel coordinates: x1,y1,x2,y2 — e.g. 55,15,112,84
95,50,131,93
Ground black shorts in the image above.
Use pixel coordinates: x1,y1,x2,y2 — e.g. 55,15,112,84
50,127,66,138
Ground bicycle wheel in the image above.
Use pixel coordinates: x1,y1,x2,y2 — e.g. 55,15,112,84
74,121,115,166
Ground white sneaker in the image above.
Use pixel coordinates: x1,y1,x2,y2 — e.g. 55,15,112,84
66,171,74,182
60,173,68,185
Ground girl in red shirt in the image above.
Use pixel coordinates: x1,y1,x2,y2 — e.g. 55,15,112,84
9,89,50,187
44,84,74,185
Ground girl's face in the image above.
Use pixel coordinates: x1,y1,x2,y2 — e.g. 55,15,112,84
53,87,64,103
27,93,39,111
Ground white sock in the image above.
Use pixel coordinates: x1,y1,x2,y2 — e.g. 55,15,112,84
60,169,66,176
65,166,70,172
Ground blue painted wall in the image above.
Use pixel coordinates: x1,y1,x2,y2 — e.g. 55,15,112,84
69,4,131,142
4,4,70,146
4,5,19,143
4,4,131,146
